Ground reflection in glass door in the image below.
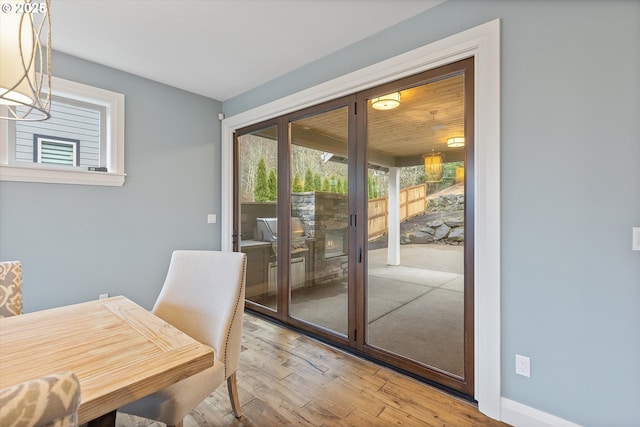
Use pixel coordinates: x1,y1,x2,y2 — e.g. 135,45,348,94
237,125,279,311
289,106,350,336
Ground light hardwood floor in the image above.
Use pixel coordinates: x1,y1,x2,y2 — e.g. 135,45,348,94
117,313,510,427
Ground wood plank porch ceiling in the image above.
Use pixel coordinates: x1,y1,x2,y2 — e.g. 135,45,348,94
291,73,465,168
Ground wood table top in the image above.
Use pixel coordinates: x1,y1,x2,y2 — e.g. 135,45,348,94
0,296,214,424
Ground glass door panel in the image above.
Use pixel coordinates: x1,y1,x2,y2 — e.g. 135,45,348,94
289,106,350,336
365,74,468,378
237,126,279,311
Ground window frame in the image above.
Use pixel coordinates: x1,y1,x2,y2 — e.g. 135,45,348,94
0,77,125,186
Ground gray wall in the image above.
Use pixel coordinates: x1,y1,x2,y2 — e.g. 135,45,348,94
223,1,640,426
0,51,222,311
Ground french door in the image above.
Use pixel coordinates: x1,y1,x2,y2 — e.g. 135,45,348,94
234,58,474,395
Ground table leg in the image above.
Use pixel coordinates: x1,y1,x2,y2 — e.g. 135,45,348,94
87,410,117,427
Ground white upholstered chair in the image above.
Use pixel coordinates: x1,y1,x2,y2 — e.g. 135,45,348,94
119,250,247,427
0,371,81,427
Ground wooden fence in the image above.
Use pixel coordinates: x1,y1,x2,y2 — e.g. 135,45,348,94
367,183,427,240
368,196,388,240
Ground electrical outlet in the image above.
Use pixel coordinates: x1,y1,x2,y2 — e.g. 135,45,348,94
515,354,530,377
99,293,109,300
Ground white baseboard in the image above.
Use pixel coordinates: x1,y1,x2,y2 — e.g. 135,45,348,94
501,398,583,427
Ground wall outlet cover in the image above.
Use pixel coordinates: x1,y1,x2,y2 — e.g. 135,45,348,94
515,354,530,377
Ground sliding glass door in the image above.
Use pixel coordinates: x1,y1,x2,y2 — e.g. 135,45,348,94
234,58,474,395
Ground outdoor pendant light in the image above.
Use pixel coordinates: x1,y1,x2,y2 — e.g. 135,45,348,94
424,110,443,182
424,151,444,183
0,0,52,121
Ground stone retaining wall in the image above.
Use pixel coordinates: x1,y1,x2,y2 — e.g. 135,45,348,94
427,194,464,213
408,192,466,245
401,215,465,246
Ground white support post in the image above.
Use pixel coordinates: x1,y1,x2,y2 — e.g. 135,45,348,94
387,167,400,266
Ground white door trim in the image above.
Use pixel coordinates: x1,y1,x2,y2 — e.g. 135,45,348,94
221,18,501,420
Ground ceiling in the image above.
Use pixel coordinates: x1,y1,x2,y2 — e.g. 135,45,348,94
49,0,444,101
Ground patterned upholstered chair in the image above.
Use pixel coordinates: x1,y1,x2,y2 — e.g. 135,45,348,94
0,261,22,317
119,250,247,427
0,371,81,427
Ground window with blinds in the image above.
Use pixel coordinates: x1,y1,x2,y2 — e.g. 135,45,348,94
16,98,103,169
0,76,125,186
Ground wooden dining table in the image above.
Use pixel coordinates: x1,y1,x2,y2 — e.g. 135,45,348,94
0,296,214,426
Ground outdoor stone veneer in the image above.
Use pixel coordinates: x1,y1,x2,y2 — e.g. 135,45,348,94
292,192,348,285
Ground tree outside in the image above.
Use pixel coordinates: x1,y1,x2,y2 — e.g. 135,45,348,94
254,157,270,202
292,171,304,192
267,169,277,200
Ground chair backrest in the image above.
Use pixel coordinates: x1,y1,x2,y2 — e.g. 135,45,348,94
152,250,247,378
0,371,81,427
0,261,22,317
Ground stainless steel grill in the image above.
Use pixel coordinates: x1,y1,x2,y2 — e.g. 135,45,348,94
255,217,306,250
255,217,308,294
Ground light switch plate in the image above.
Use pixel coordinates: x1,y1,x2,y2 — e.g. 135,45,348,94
633,227,640,251
207,214,217,224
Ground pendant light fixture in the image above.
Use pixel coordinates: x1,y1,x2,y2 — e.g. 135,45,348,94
0,0,52,121
371,92,400,110
424,110,444,183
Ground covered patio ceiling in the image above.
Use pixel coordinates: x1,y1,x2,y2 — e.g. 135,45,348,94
291,73,466,168
252,72,466,169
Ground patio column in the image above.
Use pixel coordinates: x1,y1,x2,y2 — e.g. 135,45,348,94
387,167,400,265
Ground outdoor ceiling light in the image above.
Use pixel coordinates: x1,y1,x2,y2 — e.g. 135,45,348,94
371,92,400,110
447,136,465,147
0,0,52,121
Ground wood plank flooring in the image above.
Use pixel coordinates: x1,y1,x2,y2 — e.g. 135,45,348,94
116,313,510,427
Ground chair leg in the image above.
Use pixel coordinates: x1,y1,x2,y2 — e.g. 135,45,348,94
226,372,242,418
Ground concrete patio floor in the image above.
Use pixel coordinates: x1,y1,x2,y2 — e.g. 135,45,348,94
290,243,466,376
